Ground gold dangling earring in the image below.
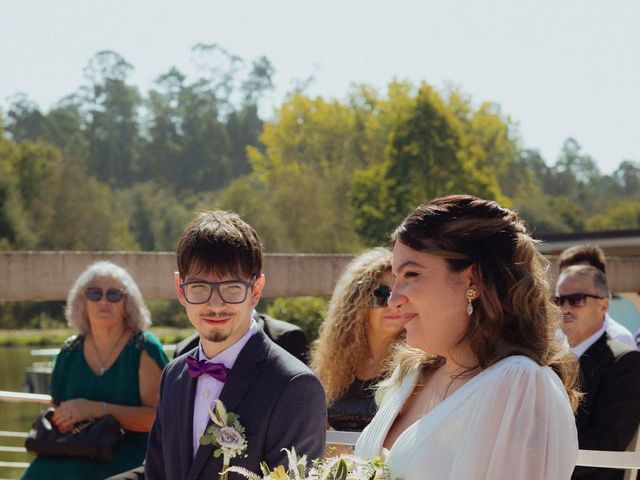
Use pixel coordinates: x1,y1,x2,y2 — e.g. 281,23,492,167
466,288,476,316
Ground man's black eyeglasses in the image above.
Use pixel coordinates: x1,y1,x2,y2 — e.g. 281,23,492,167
370,285,391,308
552,293,605,308
180,279,256,305
85,287,125,303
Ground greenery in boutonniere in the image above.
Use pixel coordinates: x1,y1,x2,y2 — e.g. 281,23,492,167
200,399,248,480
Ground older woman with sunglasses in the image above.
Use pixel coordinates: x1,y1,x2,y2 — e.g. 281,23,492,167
23,261,169,480
311,248,405,432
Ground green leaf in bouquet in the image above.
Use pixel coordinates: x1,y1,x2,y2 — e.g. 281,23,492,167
334,459,348,480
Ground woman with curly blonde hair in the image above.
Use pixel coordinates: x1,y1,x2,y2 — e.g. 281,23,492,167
311,247,404,431
355,195,580,480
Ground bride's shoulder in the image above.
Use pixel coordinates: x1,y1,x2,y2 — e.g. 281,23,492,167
483,355,566,394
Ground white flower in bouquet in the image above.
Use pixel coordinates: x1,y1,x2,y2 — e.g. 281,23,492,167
225,447,389,480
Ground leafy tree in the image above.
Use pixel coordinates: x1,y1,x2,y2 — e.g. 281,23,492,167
246,92,367,252
241,56,275,105
612,160,640,196
353,83,503,245
5,94,46,142
0,129,34,249
449,91,522,197
119,181,195,251
82,50,142,186
585,200,640,230
42,95,90,162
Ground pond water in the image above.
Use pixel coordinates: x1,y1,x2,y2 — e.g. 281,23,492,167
0,346,51,479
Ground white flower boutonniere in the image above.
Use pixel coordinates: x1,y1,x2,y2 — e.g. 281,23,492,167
200,399,248,480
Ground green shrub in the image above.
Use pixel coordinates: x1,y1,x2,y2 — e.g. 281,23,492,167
265,296,327,343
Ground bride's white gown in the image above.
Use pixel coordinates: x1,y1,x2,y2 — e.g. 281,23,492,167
355,355,577,480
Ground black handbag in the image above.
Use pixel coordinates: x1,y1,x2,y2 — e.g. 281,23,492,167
25,407,125,462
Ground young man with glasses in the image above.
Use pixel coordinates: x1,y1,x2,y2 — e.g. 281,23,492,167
144,210,326,480
556,265,640,480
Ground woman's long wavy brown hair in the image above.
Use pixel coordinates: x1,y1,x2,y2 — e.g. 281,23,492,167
378,195,580,410
311,247,396,404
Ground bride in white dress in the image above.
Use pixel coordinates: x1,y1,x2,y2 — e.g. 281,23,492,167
355,195,580,480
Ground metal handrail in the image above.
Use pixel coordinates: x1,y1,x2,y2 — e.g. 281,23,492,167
0,391,51,405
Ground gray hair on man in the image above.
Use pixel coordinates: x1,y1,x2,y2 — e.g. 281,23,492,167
559,264,610,298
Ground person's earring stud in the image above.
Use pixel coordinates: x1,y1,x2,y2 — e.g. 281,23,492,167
466,288,476,316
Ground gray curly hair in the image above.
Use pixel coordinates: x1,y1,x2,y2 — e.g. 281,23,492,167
65,261,151,334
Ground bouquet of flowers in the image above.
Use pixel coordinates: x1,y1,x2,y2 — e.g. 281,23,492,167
225,447,389,480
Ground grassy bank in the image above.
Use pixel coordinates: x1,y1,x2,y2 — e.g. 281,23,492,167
0,327,196,346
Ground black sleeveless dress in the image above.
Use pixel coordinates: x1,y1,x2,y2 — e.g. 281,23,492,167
327,378,378,431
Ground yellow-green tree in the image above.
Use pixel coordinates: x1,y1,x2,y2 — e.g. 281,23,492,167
244,93,365,252
353,83,504,245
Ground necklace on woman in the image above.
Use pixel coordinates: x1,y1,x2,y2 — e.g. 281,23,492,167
90,329,127,376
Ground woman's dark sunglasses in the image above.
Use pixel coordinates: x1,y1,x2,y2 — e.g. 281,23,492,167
370,285,391,308
85,287,125,303
552,293,604,308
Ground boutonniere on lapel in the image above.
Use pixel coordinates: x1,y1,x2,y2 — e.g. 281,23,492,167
200,399,248,480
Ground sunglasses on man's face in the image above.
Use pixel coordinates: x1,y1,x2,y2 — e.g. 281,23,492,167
552,293,604,308
370,285,391,308
85,287,125,303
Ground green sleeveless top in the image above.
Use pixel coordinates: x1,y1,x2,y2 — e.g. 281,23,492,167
22,330,169,480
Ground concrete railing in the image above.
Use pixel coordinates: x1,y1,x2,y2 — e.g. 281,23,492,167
0,252,639,302
0,252,354,301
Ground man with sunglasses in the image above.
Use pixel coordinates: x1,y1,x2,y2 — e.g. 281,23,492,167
558,244,636,350
144,210,326,480
556,265,640,480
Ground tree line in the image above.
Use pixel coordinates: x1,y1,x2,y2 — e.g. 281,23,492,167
1,45,639,328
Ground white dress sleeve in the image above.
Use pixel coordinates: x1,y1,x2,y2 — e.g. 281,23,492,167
357,356,578,480
445,358,578,480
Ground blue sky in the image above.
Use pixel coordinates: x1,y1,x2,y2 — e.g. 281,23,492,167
1,0,639,174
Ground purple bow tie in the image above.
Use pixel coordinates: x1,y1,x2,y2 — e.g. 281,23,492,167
186,356,230,382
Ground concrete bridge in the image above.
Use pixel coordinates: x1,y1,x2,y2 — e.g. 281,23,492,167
1,251,639,302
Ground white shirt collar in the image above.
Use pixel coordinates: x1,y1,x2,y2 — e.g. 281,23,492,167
570,321,606,358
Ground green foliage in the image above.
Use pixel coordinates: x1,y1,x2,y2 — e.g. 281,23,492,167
265,297,327,343
0,134,35,249
2,48,640,329
146,300,189,328
352,83,505,245
585,200,640,230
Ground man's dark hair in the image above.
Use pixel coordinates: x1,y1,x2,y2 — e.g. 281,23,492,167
558,244,607,273
176,210,263,279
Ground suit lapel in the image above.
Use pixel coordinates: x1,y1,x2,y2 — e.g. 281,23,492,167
187,330,270,480
180,349,199,479
579,333,609,384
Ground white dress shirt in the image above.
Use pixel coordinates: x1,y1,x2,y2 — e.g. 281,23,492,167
604,313,637,349
192,320,257,457
570,322,606,358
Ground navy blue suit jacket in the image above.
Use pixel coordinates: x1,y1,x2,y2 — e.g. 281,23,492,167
145,329,326,480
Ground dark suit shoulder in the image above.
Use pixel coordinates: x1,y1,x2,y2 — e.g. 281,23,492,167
258,331,313,376
260,314,304,334
162,349,193,378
